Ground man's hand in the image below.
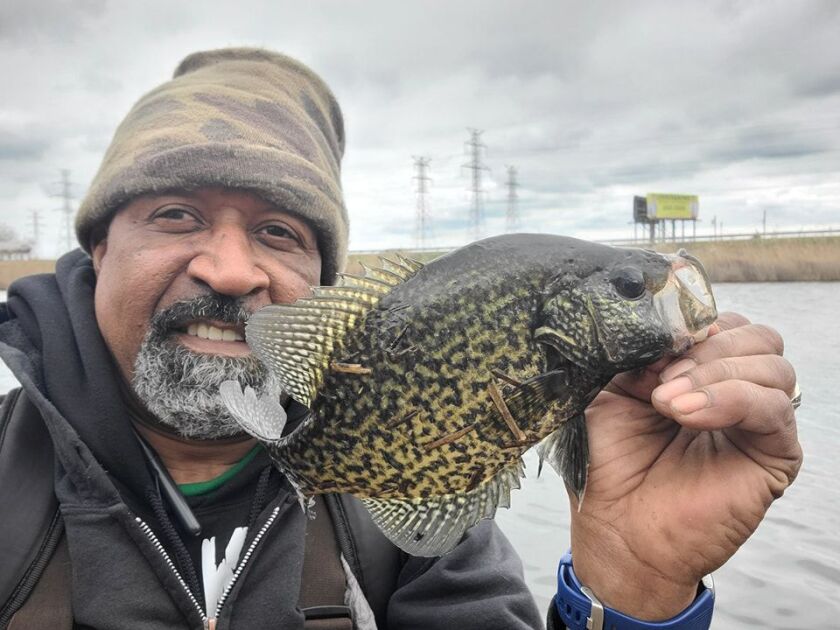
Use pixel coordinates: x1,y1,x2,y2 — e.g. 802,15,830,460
568,312,803,621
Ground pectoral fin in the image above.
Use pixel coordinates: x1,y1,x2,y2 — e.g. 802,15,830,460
220,381,287,443
361,460,524,556
494,370,568,434
537,412,589,501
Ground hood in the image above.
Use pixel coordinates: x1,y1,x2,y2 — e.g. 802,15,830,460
0,249,154,508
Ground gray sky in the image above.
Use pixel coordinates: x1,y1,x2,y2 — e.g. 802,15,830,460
1,0,839,258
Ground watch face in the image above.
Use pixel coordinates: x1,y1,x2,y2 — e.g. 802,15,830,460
702,574,715,597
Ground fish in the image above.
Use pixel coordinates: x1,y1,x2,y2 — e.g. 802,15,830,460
220,233,717,556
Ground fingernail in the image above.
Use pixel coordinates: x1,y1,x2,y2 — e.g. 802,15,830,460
654,376,693,402
661,358,697,382
671,391,709,414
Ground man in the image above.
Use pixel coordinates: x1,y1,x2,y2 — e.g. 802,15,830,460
0,48,801,629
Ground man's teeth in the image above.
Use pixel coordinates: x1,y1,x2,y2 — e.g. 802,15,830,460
185,323,244,342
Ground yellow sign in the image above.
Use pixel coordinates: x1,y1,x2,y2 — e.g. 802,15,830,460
646,194,698,220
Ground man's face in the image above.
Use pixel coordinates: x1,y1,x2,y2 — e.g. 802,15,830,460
92,187,322,438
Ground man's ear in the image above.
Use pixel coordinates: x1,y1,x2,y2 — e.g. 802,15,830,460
91,238,107,275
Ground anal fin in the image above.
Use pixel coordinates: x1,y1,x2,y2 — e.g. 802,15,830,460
537,412,589,502
360,460,524,556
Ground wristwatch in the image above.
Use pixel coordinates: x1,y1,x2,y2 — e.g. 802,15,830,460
555,551,714,630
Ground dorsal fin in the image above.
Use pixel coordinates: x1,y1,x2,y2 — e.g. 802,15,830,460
359,262,405,285
246,257,424,407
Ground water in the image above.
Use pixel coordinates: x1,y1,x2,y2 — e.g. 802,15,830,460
1,283,838,627
495,282,840,628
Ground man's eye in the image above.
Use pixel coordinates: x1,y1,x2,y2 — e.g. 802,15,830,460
158,208,188,220
259,224,298,241
151,206,200,223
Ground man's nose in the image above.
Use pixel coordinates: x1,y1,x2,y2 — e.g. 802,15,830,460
187,225,270,297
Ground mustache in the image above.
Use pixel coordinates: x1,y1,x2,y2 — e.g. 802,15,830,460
149,295,254,339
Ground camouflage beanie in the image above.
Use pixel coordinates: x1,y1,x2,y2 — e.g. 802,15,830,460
75,47,348,285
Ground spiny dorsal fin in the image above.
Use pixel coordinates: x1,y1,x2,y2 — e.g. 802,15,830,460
359,262,405,285
379,256,418,280
392,253,425,273
246,257,424,407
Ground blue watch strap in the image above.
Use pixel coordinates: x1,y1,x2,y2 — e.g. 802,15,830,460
554,551,714,630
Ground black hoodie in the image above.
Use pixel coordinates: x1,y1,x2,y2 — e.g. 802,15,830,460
0,250,545,629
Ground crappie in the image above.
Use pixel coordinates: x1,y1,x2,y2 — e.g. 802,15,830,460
221,234,716,556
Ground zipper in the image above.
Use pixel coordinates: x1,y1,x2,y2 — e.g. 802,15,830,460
213,505,281,618
135,505,281,629
135,517,209,626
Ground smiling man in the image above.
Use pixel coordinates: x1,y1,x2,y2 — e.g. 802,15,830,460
0,48,801,630
96,188,319,443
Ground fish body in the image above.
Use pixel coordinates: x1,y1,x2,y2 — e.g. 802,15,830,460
221,234,717,555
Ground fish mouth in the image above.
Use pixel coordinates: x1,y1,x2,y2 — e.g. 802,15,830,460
654,251,717,354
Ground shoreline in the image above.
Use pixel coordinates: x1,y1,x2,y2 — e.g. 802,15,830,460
2,236,839,289
347,235,840,284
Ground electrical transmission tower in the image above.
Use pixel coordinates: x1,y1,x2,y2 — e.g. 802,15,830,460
52,170,76,255
412,156,433,249
505,165,520,233
462,129,489,241
28,210,46,257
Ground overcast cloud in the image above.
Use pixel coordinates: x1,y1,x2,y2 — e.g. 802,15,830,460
1,0,839,257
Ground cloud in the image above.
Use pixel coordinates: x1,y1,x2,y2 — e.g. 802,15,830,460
0,128,51,161
0,0,105,45
1,0,839,253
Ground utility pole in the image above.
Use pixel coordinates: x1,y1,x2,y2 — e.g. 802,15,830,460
28,210,45,257
412,156,432,249
712,215,717,240
763,209,767,236
52,170,76,255
462,129,488,241
505,165,520,233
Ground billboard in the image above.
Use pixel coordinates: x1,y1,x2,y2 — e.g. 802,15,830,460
633,196,648,222
646,193,698,220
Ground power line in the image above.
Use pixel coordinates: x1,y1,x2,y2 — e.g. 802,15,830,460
462,129,489,241
412,156,433,249
505,165,520,233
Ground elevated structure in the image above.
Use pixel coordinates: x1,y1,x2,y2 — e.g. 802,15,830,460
634,194,698,243
462,129,488,241
505,165,519,233
412,156,433,248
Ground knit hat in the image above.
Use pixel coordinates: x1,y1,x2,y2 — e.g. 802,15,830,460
75,47,348,285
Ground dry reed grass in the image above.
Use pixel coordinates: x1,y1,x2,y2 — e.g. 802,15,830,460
654,237,840,282
347,237,840,283
0,260,56,290
3,237,837,289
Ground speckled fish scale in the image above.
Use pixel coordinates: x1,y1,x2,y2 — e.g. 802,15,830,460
222,234,717,556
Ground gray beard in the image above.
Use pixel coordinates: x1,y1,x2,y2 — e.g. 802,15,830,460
130,297,279,440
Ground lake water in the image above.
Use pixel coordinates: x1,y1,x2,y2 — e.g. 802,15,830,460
1,283,838,628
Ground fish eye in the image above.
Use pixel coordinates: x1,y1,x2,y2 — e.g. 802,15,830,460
611,267,646,300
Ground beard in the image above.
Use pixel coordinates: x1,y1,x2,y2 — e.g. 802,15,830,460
131,295,280,440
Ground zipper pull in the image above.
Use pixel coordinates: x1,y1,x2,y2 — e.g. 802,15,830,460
205,618,216,630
